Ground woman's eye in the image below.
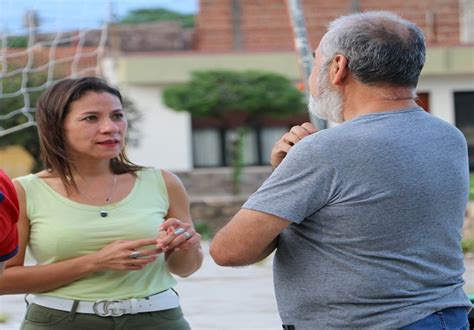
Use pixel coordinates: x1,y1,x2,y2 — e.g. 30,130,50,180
83,116,97,122
112,113,124,120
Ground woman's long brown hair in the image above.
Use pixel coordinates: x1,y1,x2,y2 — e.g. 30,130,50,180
36,77,143,192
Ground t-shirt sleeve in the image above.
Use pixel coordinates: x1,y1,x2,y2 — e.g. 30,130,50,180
243,138,337,224
0,170,20,261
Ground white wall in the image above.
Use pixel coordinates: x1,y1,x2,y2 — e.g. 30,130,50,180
121,85,193,171
418,75,474,125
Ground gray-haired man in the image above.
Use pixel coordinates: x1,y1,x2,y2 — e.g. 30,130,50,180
210,11,472,329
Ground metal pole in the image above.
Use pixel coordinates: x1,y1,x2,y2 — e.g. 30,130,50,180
286,0,326,130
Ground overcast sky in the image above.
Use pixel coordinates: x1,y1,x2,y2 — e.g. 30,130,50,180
0,0,199,34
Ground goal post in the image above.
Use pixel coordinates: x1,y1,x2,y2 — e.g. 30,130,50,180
0,1,109,137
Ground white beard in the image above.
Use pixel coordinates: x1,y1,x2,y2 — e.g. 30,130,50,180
308,77,344,124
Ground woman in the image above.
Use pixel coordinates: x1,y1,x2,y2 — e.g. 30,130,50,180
0,77,202,329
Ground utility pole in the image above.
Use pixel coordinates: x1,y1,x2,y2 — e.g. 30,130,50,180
23,10,39,46
286,0,326,130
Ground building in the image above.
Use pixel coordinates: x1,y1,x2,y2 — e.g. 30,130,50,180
104,0,474,171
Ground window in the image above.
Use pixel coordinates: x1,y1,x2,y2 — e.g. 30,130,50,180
225,129,259,166
454,91,474,170
191,113,310,167
260,127,288,162
193,129,222,167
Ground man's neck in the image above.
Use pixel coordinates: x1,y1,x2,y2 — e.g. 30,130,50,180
342,83,418,121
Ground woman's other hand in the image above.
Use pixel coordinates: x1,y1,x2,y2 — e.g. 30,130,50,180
156,218,201,254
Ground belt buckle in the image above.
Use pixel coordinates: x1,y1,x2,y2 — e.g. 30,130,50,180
93,299,126,317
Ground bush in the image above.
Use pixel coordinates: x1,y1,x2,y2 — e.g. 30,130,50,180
462,239,474,253
194,221,214,240
470,173,474,200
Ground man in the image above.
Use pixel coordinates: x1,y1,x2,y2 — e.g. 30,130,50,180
210,11,472,329
0,170,19,274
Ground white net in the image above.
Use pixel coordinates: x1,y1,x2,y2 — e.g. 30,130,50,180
0,1,110,137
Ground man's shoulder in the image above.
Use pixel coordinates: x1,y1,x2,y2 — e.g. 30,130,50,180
298,121,362,150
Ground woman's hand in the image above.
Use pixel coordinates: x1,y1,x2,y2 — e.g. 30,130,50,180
270,122,317,169
156,218,201,254
90,238,160,271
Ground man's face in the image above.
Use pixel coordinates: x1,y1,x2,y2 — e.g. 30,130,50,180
308,43,344,123
0,261,4,275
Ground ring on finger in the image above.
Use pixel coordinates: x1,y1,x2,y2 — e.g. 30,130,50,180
183,231,193,240
129,250,141,259
174,227,186,236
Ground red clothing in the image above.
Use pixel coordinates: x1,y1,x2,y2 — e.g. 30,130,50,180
0,170,19,261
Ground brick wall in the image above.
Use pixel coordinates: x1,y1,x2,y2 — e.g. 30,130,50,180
196,0,461,52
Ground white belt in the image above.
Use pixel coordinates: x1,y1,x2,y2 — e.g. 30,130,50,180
27,289,180,317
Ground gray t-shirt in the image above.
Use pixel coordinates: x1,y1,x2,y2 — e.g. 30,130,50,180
243,107,472,329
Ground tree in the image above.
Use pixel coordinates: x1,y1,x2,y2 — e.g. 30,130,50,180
119,8,195,28
163,70,306,193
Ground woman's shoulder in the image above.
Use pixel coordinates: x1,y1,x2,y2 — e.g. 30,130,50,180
16,170,54,179
139,168,184,190
160,170,183,187
14,171,42,183
139,167,172,178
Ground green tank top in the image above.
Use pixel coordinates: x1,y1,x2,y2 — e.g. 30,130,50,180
16,168,177,301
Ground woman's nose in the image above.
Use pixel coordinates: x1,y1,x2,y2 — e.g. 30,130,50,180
99,119,120,133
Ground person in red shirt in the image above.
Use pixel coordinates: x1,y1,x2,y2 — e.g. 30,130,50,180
0,170,19,274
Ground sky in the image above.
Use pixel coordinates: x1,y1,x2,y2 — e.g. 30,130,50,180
0,0,199,34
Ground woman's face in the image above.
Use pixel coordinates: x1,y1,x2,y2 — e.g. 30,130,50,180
63,91,127,162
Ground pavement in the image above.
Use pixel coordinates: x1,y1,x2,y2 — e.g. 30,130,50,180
1,244,473,330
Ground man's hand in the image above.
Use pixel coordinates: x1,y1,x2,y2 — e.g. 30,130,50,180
270,122,317,169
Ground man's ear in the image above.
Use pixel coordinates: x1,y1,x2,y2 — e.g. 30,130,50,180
330,55,349,86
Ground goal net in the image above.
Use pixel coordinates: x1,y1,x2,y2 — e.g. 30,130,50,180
0,1,109,137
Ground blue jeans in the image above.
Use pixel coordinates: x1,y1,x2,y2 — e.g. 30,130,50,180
400,307,469,330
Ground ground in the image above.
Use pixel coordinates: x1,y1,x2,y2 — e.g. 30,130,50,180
1,244,473,329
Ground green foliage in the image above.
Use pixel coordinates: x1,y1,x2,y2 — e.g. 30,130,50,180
232,127,247,195
194,221,213,240
163,70,306,119
119,8,195,28
463,239,474,253
7,36,28,48
163,70,306,194
0,313,9,323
